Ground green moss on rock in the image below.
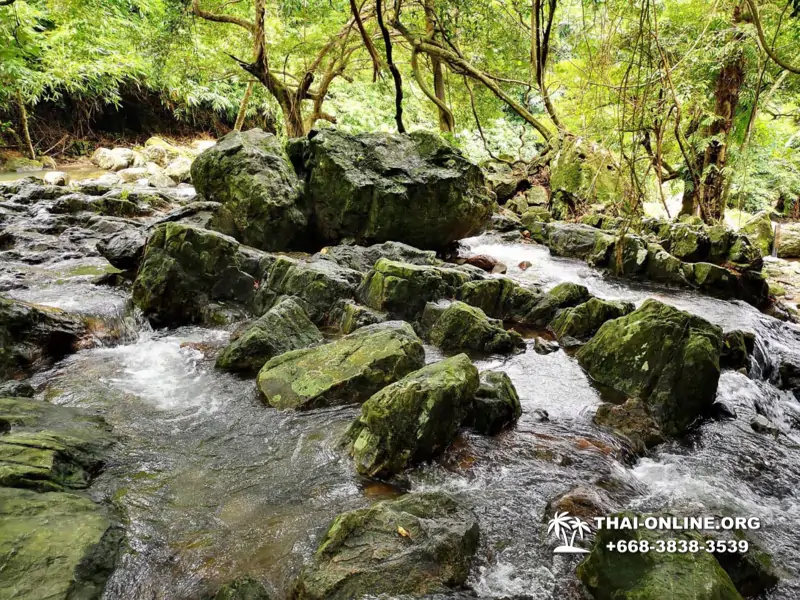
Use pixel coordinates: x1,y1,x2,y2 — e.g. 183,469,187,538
291,492,479,600
577,512,743,600
191,129,309,251
425,301,523,354
577,299,722,436
301,130,494,250
517,282,592,326
550,298,634,341
345,354,479,478
739,211,774,257
216,298,322,372
465,370,521,435
257,321,424,410
131,223,263,327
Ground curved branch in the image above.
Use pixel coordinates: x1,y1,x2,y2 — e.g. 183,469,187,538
192,0,255,32
350,0,382,80
744,0,800,74
377,0,405,132
0,0,16,6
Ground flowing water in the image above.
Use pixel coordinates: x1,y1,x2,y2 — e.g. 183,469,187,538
18,232,800,599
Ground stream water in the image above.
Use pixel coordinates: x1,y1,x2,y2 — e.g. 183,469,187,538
15,232,800,599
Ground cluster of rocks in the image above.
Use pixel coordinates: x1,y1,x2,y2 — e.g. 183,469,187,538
88,136,213,188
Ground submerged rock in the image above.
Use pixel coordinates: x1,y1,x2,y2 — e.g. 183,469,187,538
465,370,522,435
358,258,474,319
254,256,362,323
424,301,523,354
291,492,479,600
550,298,634,341
296,130,494,250
131,223,263,326
0,296,86,380
593,399,665,454
0,487,121,600
257,321,424,410
345,354,478,478
216,298,322,372
577,299,722,436
191,129,308,251
721,330,754,371
577,512,742,600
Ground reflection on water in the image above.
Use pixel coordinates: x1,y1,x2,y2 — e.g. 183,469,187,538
16,232,800,598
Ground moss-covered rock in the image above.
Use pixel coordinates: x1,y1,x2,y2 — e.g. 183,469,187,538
740,211,774,257
577,512,743,600
521,206,552,228
212,577,272,600
327,299,387,334
593,399,665,454
726,234,762,271
517,282,592,326
297,130,494,250
131,223,264,327
315,241,439,273
257,322,424,410
344,354,479,477
577,299,722,436
291,492,479,600
691,262,739,298
668,223,710,262
424,301,523,354
253,256,363,324
547,223,615,262
97,228,147,271
720,330,754,371
465,370,521,435
0,396,114,492
645,243,690,286
191,129,308,251
776,223,800,258
711,531,780,597
0,487,121,600
550,298,634,342
216,298,322,372
550,137,622,214
357,258,475,319
456,277,542,321
0,296,86,381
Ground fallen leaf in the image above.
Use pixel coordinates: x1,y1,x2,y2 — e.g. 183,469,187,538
397,526,411,538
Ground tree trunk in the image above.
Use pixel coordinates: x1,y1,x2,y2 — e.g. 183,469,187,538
282,97,307,138
17,93,36,160
234,81,254,131
432,57,454,132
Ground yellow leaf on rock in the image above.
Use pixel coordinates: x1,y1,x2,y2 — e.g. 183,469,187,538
397,526,411,538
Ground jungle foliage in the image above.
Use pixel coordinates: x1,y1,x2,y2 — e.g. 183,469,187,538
1,0,800,220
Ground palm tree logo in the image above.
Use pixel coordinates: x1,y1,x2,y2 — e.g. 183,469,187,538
547,511,592,554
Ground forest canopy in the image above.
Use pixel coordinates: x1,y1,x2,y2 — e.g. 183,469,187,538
2,0,800,221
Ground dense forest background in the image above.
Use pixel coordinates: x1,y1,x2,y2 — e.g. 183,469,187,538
2,0,800,221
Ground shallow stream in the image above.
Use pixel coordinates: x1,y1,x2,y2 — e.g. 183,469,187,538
17,232,800,599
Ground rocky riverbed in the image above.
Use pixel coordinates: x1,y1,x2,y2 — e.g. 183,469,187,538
1,129,799,600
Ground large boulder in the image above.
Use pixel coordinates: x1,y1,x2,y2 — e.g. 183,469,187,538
315,241,439,273
216,298,322,372
0,296,85,380
549,137,622,216
291,492,479,600
577,512,742,600
576,299,722,436
191,129,308,251
131,223,264,326
91,147,138,171
254,256,363,323
740,211,774,257
344,354,478,478
295,130,494,250
358,258,474,319
0,487,121,600
257,322,424,410
423,301,523,353
550,298,634,341
776,222,800,258
327,299,387,334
